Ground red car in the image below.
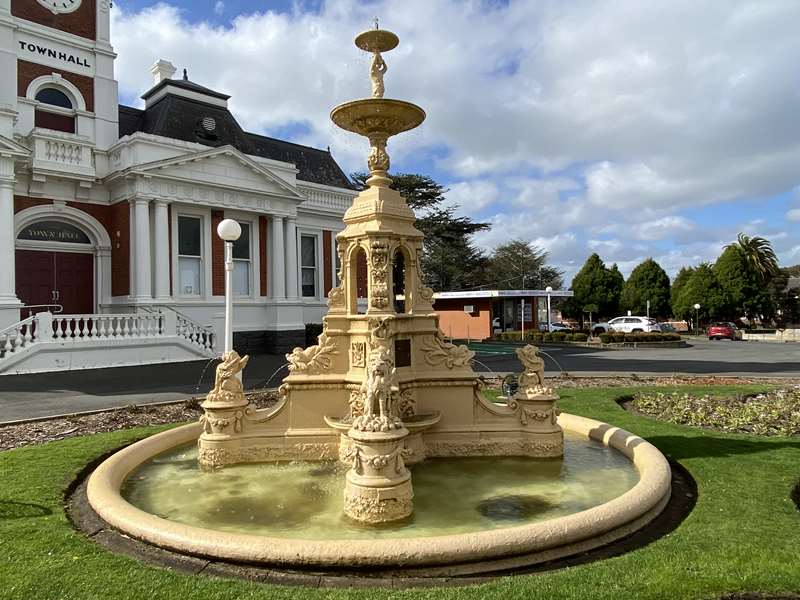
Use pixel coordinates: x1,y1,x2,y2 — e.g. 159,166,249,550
707,322,741,341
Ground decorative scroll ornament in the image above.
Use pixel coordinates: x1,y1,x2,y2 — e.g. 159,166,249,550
204,351,249,405
350,342,367,368
369,240,390,309
327,285,344,308
351,345,402,432
286,333,338,373
421,332,475,369
396,388,416,419
344,445,412,475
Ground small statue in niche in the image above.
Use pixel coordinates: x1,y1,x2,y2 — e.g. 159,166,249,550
205,351,249,405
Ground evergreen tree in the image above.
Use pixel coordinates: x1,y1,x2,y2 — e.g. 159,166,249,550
566,254,623,320
673,263,727,323
670,266,694,316
620,258,671,318
714,244,773,320
351,172,490,290
608,263,625,316
485,240,563,290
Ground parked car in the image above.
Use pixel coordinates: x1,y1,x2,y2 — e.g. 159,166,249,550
658,322,677,333
540,322,574,333
707,322,742,341
592,316,662,335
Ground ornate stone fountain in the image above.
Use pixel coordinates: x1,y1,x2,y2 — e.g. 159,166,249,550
196,23,565,524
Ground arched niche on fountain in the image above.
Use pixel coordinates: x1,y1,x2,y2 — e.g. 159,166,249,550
347,244,369,315
392,244,415,314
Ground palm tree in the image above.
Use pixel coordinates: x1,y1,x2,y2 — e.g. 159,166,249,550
725,233,779,282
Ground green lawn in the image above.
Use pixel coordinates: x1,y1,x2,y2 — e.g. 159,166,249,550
1,386,799,600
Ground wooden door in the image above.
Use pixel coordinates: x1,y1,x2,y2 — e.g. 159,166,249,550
15,250,94,315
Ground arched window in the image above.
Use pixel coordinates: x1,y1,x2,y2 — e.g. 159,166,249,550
393,249,407,313
35,88,73,109
34,86,76,133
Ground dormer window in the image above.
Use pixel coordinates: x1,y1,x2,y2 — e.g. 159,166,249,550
34,85,76,134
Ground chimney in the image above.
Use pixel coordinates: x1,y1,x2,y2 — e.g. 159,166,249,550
150,60,177,85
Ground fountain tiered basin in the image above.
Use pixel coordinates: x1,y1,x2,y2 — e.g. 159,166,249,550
86,412,671,574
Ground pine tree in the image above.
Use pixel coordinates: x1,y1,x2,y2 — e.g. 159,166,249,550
671,266,695,317
351,172,490,290
567,254,623,320
485,240,563,289
673,263,727,323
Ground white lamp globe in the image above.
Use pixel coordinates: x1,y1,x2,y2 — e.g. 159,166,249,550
693,303,701,310
545,286,553,292
217,218,241,242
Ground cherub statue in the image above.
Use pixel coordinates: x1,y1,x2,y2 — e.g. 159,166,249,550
370,51,387,98
205,351,249,405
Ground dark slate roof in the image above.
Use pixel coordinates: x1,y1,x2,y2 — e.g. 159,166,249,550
141,78,231,101
117,84,352,189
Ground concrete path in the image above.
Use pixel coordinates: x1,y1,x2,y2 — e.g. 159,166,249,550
0,339,798,423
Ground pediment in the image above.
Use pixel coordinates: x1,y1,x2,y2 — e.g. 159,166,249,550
132,145,303,199
0,135,31,158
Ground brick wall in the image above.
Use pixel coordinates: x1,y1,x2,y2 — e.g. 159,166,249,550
110,202,130,297
259,215,268,296
211,210,224,296
17,59,95,111
13,196,51,214
11,0,97,41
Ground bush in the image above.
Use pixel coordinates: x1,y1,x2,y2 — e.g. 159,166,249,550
612,333,625,343
563,333,574,342
543,333,555,342
532,333,544,343
573,332,589,342
632,389,800,436
551,332,567,342
599,333,612,344
305,323,323,346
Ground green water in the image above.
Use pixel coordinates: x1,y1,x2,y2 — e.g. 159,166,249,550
121,432,639,540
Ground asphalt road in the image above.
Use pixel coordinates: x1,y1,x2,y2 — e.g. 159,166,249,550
0,339,798,423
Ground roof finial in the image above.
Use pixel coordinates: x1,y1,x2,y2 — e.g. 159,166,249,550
183,68,188,81
374,17,379,30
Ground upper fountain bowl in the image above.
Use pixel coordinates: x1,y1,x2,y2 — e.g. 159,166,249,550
330,98,426,138
355,28,399,53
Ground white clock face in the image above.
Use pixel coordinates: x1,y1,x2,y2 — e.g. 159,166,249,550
37,0,82,14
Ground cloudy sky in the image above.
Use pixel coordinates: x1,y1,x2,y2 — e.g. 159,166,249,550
111,0,800,282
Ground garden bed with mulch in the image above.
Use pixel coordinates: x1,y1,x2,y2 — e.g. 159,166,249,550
623,387,800,437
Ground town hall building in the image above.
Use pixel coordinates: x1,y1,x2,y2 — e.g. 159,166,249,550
0,0,355,372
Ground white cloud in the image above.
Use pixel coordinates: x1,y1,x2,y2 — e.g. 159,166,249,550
108,1,800,278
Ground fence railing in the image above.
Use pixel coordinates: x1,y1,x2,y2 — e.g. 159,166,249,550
0,310,217,364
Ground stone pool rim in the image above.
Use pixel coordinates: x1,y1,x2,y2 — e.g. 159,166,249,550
86,413,672,570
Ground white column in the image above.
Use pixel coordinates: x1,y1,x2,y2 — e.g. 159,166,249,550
285,217,299,299
153,200,170,300
0,176,18,303
270,215,286,299
133,198,152,300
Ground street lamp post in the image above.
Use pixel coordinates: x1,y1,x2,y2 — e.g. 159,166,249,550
217,218,242,356
693,303,701,337
546,286,553,333
521,273,527,341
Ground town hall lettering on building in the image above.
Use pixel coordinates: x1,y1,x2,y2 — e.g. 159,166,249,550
18,40,91,68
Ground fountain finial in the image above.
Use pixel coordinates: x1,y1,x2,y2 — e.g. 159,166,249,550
331,24,425,188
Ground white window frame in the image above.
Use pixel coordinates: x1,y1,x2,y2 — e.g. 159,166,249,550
171,206,211,300
298,229,322,301
224,212,258,299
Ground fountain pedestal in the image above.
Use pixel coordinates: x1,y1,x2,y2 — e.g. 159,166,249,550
343,426,413,523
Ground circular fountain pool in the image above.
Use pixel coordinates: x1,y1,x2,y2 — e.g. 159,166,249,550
86,413,672,575
121,432,639,540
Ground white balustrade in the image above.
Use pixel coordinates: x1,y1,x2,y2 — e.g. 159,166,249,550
299,185,355,212
0,316,36,359
0,309,214,372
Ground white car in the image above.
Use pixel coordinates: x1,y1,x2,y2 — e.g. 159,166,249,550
593,317,661,334
540,322,574,333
